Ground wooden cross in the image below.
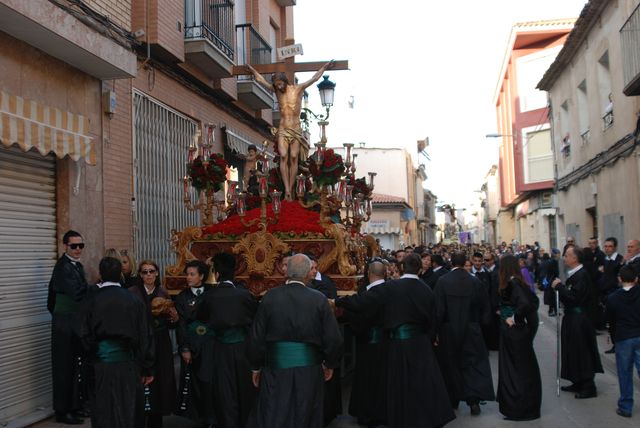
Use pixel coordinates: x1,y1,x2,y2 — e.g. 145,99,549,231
232,38,349,83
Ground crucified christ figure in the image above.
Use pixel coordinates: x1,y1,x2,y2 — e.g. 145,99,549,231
247,60,334,200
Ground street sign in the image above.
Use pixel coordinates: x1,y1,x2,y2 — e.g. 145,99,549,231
277,43,303,60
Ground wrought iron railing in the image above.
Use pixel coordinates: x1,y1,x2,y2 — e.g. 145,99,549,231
603,111,614,130
184,0,234,61
236,24,271,80
580,129,590,145
621,3,640,94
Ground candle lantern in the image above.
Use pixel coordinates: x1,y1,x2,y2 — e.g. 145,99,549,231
271,190,282,214
237,192,246,216
368,172,377,190
315,142,326,165
345,185,354,204
336,179,346,202
343,143,354,168
258,174,268,198
296,174,307,198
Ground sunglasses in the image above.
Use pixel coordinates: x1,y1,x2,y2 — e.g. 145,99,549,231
68,243,85,250
141,269,157,275
484,258,492,262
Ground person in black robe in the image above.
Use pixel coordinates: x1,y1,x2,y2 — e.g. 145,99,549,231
129,260,177,428
482,252,501,350
175,260,216,425
307,253,341,426
434,252,495,415
496,255,541,421
337,253,455,428
342,260,388,427
424,254,448,289
551,246,604,398
247,254,343,428
538,252,559,316
196,252,258,428
600,237,624,353
78,257,154,428
47,230,89,425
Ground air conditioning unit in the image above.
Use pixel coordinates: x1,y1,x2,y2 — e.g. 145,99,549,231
276,0,296,6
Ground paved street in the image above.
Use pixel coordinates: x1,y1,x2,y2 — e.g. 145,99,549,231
29,296,639,427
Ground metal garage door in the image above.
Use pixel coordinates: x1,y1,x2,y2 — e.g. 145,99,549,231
0,145,57,425
133,92,199,274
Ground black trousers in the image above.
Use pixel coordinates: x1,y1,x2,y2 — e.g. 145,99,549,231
51,314,84,414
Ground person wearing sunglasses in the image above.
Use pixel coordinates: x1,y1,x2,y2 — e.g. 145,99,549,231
47,230,89,425
130,260,178,427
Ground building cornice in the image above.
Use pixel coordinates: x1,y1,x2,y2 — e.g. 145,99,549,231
537,0,610,91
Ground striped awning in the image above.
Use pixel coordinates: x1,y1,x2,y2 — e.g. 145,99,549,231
0,91,96,165
225,128,275,160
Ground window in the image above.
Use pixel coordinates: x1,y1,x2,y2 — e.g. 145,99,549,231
559,101,571,158
516,46,562,112
523,128,553,183
597,51,613,129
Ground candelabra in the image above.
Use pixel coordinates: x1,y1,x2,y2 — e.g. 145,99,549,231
183,124,232,225
236,171,282,231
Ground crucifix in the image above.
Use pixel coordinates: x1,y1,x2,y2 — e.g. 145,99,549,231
233,39,348,200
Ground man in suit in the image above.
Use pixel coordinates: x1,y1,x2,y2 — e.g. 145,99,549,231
424,254,448,289
47,230,89,425
552,246,604,399
601,237,625,354
434,252,495,415
624,239,640,276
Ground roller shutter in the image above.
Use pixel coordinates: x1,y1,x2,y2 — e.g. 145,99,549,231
0,145,57,425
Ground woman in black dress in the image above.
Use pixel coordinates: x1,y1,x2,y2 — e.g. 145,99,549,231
497,254,542,421
130,260,177,428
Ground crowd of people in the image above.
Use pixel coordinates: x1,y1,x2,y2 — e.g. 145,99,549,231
46,228,640,428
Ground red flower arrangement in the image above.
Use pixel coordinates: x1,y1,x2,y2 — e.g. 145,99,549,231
202,201,326,235
308,148,345,187
349,176,372,198
187,154,228,192
267,167,285,193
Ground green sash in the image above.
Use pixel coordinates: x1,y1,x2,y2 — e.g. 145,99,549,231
389,323,425,340
567,306,585,314
266,341,321,369
53,294,79,314
368,327,383,344
500,304,515,321
215,327,247,344
96,339,133,363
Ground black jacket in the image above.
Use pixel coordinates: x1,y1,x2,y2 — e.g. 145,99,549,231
605,285,640,342
47,255,88,314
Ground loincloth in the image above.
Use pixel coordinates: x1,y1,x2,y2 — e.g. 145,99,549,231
272,127,309,160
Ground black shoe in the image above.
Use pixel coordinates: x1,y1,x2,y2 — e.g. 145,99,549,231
470,404,481,415
605,346,616,354
616,408,632,418
575,389,597,399
561,384,579,392
72,408,91,418
55,413,84,425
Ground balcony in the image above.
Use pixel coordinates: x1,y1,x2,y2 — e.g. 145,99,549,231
580,129,590,145
184,0,235,79
621,3,640,95
276,0,296,6
236,24,274,110
602,111,614,130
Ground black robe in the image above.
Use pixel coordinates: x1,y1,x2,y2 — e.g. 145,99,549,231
47,255,89,415
196,281,258,428
78,284,154,428
434,269,495,406
129,284,177,418
475,268,499,351
557,268,603,384
338,276,455,428
310,273,341,426
175,286,216,424
341,281,387,426
497,279,541,420
247,282,343,428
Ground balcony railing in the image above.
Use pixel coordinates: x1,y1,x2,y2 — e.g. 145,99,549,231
580,129,590,145
236,24,272,80
603,111,614,130
184,0,234,61
621,3,640,95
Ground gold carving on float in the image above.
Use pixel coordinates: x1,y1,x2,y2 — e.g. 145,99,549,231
232,231,290,277
319,223,356,276
166,227,203,276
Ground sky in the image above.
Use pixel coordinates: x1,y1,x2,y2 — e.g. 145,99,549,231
292,0,588,208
